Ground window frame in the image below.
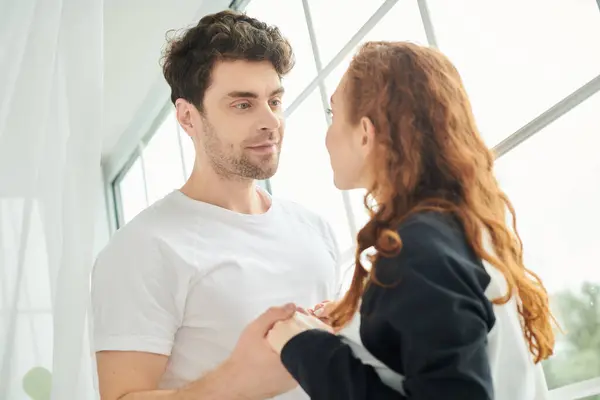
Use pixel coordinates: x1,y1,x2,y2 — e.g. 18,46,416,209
105,101,175,229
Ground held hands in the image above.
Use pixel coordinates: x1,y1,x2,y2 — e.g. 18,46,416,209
223,303,300,400
223,301,338,399
266,299,339,354
309,300,338,326
267,311,334,354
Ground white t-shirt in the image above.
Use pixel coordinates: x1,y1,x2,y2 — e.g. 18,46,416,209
91,189,340,399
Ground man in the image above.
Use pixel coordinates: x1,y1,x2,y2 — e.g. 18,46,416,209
92,10,340,400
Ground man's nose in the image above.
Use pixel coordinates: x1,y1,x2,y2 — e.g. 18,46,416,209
258,105,281,131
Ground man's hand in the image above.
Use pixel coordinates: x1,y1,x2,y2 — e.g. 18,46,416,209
97,304,299,400
267,311,334,354
220,303,299,399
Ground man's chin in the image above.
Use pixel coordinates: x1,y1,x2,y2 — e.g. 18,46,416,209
236,151,281,180
252,156,280,179
253,164,278,180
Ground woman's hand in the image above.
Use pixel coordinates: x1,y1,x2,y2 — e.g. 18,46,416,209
309,300,338,326
312,300,335,315
267,311,334,354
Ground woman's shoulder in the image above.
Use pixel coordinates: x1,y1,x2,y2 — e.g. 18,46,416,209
396,211,472,258
374,211,491,291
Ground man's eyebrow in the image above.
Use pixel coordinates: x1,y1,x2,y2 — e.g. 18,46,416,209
226,91,259,98
226,87,285,99
271,87,285,96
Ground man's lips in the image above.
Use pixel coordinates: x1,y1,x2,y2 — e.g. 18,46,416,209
247,142,279,154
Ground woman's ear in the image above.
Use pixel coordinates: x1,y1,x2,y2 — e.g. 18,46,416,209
359,116,376,150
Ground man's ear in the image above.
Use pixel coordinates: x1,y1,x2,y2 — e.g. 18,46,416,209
175,99,195,136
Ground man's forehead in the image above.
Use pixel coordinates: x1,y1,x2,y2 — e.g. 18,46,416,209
209,60,282,97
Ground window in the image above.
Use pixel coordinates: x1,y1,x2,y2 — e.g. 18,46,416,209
244,0,318,105
323,0,428,99
307,0,385,66
179,124,195,178
495,91,600,390
321,0,429,232
270,88,353,249
427,0,600,147
142,112,185,204
116,156,147,225
114,111,190,227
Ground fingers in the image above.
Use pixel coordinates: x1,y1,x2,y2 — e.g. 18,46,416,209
296,307,309,315
252,303,296,334
313,301,336,327
313,300,332,315
266,319,301,353
313,300,330,311
292,312,335,333
314,304,330,317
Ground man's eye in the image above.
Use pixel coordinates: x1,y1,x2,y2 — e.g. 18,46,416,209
270,99,282,107
235,103,251,110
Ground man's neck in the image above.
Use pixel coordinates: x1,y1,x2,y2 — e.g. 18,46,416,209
180,165,269,215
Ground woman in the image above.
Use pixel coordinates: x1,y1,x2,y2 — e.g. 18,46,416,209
266,41,556,399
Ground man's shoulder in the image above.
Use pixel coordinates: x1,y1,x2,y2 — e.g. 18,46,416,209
96,194,183,262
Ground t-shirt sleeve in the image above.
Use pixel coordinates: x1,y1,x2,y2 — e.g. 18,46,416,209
91,230,189,355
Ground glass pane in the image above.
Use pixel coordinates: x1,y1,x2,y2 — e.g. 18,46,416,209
321,0,429,234
245,0,318,105
428,0,600,146
578,395,600,400
270,88,352,250
143,112,185,205
494,91,600,390
323,0,428,98
308,0,386,67
117,157,147,224
178,119,195,178
348,188,369,232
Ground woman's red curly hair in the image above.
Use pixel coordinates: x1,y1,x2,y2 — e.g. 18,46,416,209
329,41,555,363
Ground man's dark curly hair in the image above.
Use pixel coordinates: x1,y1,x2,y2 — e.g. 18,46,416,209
161,9,294,111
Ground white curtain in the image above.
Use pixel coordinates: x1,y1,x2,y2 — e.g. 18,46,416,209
0,0,103,399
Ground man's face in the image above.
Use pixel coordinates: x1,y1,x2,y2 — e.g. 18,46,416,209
182,60,285,180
